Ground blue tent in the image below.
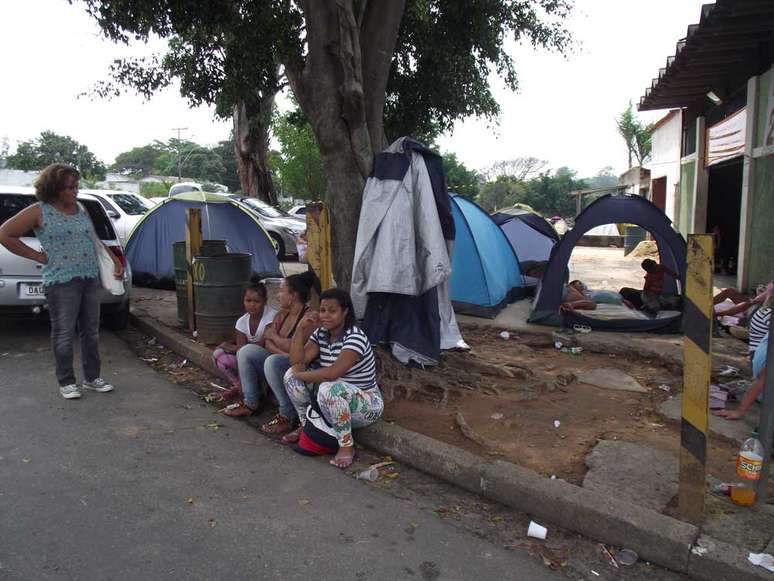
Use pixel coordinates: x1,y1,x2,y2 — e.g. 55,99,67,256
492,210,558,288
126,192,281,287
449,195,526,317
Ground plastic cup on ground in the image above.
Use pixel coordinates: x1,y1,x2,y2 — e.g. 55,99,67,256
616,549,639,566
527,521,547,540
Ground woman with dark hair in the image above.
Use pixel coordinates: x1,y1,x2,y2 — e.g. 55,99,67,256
282,288,383,469
0,164,123,399
225,270,319,419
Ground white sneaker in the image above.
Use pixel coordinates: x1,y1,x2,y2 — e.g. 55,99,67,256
82,378,114,393
60,384,82,399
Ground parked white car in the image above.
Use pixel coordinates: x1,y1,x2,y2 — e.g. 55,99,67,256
0,186,132,330
80,189,149,245
230,196,306,258
148,181,229,206
288,205,306,217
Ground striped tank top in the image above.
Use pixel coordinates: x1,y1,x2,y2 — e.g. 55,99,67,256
34,202,98,286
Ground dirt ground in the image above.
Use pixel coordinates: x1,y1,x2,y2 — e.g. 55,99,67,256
381,325,771,501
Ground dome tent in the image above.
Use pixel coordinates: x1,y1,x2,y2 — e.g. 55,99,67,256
449,195,526,318
528,194,687,333
491,209,559,287
125,192,281,287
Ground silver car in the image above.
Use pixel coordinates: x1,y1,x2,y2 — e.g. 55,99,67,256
0,187,132,330
231,196,306,259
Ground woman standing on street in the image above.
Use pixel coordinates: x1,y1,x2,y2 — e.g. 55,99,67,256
0,164,124,399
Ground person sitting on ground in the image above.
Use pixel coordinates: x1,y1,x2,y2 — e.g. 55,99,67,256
225,271,318,419
282,288,383,469
619,258,680,315
714,331,769,421
213,279,276,401
744,284,772,361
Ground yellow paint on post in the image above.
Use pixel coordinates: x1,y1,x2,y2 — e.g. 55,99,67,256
185,209,202,332
305,203,333,306
679,234,713,523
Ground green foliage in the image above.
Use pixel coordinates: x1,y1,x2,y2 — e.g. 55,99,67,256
616,103,653,168
7,131,106,179
139,181,173,197
477,175,525,212
385,0,572,141
444,153,480,200
212,136,241,194
112,139,228,185
271,111,326,201
583,166,619,190
520,167,586,217
110,144,164,177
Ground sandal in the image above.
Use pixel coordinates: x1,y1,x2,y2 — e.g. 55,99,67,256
260,413,296,435
330,446,356,469
281,426,303,444
223,401,258,417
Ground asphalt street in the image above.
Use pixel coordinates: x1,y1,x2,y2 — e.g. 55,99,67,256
0,320,563,581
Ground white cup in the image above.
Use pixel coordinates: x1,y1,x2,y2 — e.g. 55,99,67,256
527,521,547,540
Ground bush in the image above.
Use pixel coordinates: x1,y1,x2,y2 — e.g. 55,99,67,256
140,181,173,197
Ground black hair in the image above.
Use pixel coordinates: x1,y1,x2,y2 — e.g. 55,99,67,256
320,288,356,330
245,275,267,301
641,259,657,272
285,270,321,304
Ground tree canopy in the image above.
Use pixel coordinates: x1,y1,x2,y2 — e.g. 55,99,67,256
271,110,326,202
7,131,106,180
79,0,573,286
111,139,229,184
443,153,480,201
616,103,653,168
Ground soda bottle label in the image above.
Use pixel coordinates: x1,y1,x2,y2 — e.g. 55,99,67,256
737,452,763,480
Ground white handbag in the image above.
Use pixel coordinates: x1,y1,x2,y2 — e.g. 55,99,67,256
79,203,125,296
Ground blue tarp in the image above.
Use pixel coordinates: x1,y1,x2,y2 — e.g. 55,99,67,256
449,195,525,318
125,195,280,287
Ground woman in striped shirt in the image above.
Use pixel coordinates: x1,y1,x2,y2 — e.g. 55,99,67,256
283,288,383,468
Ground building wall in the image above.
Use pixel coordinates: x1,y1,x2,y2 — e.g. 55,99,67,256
678,160,695,237
648,111,682,223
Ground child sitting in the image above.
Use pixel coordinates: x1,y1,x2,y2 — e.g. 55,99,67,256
212,278,277,402
620,259,680,315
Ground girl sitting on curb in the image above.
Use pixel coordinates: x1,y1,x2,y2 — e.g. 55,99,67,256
282,288,383,469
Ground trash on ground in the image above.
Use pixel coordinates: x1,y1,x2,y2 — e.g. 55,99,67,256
186,496,195,504
710,482,733,496
147,337,157,345
616,549,638,566
657,384,671,392
553,420,561,429
140,357,158,363
205,421,221,431
560,347,582,355
499,331,510,340
358,467,380,481
298,498,311,505
208,518,216,528
590,571,600,577
178,358,188,368
691,543,708,556
717,365,740,377
210,382,227,391
598,544,619,568
709,384,728,410
192,330,199,338
748,552,774,572
572,324,592,334
490,412,504,420
527,520,547,540
554,341,563,349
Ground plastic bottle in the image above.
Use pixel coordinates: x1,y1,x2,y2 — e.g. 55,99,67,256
731,434,764,506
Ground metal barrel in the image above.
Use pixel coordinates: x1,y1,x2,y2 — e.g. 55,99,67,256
623,225,646,256
193,253,252,344
173,240,228,324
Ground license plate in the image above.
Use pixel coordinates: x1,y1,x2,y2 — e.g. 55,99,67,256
19,283,44,299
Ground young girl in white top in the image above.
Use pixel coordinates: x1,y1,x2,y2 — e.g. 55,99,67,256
213,279,277,401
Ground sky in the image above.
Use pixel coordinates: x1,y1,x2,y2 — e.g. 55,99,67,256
0,0,708,178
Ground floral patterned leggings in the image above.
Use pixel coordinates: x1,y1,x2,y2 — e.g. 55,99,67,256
284,369,384,447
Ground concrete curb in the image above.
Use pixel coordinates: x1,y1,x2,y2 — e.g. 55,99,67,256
128,312,768,580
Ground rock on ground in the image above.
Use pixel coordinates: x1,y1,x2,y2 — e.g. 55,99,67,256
583,440,678,511
575,368,647,393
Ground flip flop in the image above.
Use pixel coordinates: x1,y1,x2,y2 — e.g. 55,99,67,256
573,324,592,334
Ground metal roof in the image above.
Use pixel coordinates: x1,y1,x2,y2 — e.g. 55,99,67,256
638,0,774,111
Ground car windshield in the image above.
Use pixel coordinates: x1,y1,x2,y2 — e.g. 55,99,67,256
108,193,149,215
243,198,287,218
0,194,115,240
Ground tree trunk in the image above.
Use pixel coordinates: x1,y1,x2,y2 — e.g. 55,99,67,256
233,92,276,204
284,0,405,289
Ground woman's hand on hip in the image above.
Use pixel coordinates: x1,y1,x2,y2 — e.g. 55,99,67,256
113,260,125,279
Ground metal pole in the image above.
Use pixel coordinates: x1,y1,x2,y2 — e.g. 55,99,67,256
171,127,188,182
678,234,713,523
755,312,774,505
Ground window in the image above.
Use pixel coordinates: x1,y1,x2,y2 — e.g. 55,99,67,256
108,193,149,215
169,184,200,196
81,200,117,241
243,198,287,218
0,194,36,237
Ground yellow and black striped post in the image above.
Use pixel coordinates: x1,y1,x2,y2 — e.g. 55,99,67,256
679,234,713,523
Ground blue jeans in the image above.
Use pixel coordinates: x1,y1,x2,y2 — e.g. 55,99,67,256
236,344,270,408
264,354,293,419
46,277,101,387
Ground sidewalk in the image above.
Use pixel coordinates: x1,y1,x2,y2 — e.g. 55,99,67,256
128,286,774,580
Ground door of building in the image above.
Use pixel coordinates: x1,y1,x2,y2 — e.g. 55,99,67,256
651,177,666,212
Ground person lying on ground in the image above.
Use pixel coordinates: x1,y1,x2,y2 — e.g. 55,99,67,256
281,288,383,469
213,279,276,401
559,280,597,312
619,259,680,315
225,271,318,419
713,281,771,316
714,332,768,421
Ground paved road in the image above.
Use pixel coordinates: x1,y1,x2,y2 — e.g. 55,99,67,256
0,321,562,581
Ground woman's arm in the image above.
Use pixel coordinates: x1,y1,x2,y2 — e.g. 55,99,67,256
100,241,124,278
560,300,597,312
715,300,752,318
0,205,46,264
293,350,358,383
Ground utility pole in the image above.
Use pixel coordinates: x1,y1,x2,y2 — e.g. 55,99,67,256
171,127,188,182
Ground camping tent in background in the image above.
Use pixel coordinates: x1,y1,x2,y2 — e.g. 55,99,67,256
584,223,620,236
449,195,526,318
125,192,281,287
528,194,686,333
491,210,559,288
